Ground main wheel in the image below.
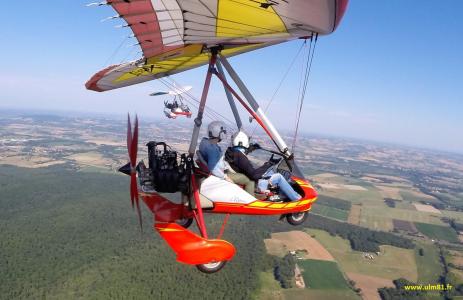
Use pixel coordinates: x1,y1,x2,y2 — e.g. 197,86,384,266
286,212,308,225
176,217,193,229
196,261,227,273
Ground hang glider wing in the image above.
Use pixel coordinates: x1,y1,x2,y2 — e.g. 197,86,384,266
86,0,348,92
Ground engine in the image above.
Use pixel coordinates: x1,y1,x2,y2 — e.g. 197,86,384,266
142,141,189,193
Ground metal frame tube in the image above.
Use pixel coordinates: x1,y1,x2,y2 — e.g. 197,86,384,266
216,61,242,130
218,54,290,155
188,53,217,155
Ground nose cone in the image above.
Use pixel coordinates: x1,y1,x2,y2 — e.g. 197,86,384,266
118,162,131,176
305,186,318,199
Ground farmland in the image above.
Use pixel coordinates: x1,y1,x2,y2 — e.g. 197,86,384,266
415,222,459,243
299,259,350,289
306,229,418,281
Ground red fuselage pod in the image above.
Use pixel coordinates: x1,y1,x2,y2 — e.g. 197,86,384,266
155,222,236,265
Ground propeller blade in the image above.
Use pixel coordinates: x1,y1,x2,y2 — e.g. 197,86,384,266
127,113,132,160
130,115,138,168
126,114,142,231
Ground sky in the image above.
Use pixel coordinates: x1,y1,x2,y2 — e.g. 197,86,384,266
1,1,462,153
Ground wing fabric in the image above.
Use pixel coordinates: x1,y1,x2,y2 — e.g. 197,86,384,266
86,0,348,92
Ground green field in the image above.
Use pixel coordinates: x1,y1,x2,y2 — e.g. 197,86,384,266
299,259,350,290
256,271,283,300
414,242,443,284
306,229,418,281
282,289,360,300
441,210,463,223
311,204,349,221
415,222,459,243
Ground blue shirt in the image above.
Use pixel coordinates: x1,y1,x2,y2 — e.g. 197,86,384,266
199,137,225,179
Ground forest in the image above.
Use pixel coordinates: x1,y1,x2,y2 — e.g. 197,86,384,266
0,165,278,300
273,254,295,288
378,278,427,300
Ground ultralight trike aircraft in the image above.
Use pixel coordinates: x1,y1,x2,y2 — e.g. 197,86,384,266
86,0,348,273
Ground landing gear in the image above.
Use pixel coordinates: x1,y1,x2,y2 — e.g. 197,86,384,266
286,211,308,225
176,217,193,229
196,261,227,273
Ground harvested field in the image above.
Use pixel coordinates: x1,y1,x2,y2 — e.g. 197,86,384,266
0,155,66,168
413,203,441,214
264,231,334,261
392,219,417,233
318,183,367,191
313,172,338,178
376,185,403,200
346,272,393,300
365,174,409,183
348,204,362,225
449,251,463,267
66,152,112,167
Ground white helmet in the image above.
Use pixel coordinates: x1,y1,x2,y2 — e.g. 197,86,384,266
232,131,250,148
208,121,226,140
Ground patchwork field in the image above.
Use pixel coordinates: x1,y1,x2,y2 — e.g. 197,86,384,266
264,231,334,261
415,222,459,243
306,229,418,281
346,272,393,300
299,259,350,290
360,206,445,228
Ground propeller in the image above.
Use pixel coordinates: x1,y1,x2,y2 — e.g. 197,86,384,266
119,113,142,230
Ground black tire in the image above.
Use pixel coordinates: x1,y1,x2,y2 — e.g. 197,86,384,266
286,212,308,226
176,217,193,229
196,261,227,273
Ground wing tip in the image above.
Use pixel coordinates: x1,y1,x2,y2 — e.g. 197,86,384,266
85,64,118,92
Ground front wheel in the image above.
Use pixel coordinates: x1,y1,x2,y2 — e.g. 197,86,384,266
176,217,193,229
286,212,308,225
196,261,227,273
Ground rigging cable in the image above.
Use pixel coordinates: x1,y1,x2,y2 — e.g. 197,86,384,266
291,33,318,152
249,39,306,138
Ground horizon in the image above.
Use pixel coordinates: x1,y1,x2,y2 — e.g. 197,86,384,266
1,1,462,154
2,107,462,158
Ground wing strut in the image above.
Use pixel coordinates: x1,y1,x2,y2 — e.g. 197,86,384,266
216,60,242,130
217,54,291,156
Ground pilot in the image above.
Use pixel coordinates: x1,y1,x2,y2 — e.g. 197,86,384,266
198,121,255,195
225,131,302,201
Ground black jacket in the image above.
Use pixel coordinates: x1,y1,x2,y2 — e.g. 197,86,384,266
225,147,271,181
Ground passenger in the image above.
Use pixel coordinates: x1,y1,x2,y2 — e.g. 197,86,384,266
198,121,254,195
225,131,302,201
